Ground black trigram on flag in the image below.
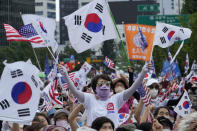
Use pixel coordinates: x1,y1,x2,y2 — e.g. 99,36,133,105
0,99,10,110
81,33,92,43
95,3,103,13
31,75,38,88
180,28,184,33
184,96,188,99
178,105,182,110
18,108,30,117
184,111,188,114
162,26,168,33
102,25,105,35
74,15,82,25
10,69,23,78
160,37,166,44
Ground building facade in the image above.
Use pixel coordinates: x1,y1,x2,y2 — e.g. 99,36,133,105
35,0,56,19
59,0,78,44
174,0,184,14
0,0,35,46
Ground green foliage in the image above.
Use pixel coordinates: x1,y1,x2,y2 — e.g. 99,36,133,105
101,40,116,60
0,41,49,75
181,0,197,14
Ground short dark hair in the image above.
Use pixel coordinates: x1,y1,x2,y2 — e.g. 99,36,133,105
91,74,112,94
91,116,114,130
153,106,170,118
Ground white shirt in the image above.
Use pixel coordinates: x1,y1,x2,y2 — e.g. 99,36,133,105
83,91,125,128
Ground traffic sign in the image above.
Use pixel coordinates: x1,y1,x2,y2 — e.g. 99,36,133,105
138,4,159,12
63,58,70,62
137,14,190,26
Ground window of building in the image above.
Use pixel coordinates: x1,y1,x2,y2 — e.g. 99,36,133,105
35,11,43,15
47,12,55,18
35,2,43,6
47,3,55,10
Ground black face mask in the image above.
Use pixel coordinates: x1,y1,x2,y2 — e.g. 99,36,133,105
157,116,173,130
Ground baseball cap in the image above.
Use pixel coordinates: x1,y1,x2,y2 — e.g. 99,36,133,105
146,78,159,87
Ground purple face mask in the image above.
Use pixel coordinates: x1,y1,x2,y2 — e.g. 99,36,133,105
96,85,110,101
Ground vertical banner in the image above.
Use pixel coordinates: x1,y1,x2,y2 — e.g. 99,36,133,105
124,24,155,61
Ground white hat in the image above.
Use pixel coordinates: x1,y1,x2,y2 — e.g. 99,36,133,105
77,126,96,131
146,78,159,87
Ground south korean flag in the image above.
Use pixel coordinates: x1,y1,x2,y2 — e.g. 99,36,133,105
0,60,42,122
174,91,192,118
63,0,117,53
153,22,192,48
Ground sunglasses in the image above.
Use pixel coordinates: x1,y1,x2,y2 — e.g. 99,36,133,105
149,84,159,90
97,81,111,87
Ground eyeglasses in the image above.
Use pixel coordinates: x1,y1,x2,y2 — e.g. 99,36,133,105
149,84,159,90
97,81,111,87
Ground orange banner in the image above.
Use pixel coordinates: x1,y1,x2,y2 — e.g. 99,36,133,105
125,24,155,61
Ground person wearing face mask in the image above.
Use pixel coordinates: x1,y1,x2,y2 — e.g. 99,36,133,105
112,75,132,113
146,79,183,108
57,63,152,128
112,75,138,125
54,109,71,131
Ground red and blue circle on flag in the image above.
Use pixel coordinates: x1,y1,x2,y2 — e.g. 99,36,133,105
182,101,190,109
84,13,103,33
11,82,32,104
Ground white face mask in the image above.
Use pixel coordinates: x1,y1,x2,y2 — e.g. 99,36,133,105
162,129,171,131
115,86,125,93
149,89,158,98
56,120,68,127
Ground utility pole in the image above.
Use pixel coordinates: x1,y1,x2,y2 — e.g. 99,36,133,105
178,0,180,14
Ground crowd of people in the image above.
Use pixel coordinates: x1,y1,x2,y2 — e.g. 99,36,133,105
0,62,197,131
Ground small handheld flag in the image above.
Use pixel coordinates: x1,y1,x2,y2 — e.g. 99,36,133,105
103,56,114,69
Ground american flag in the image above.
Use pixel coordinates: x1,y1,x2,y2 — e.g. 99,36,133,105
160,81,179,102
69,72,79,87
4,24,44,44
103,56,114,69
137,84,151,107
59,76,68,91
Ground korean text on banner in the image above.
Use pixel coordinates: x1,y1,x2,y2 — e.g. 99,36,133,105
124,24,155,61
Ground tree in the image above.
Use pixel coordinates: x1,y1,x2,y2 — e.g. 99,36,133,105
0,41,49,75
101,40,116,60
182,0,197,14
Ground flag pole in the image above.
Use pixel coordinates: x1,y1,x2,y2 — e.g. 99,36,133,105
106,1,130,66
47,46,58,63
170,40,184,64
32,47,42,71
